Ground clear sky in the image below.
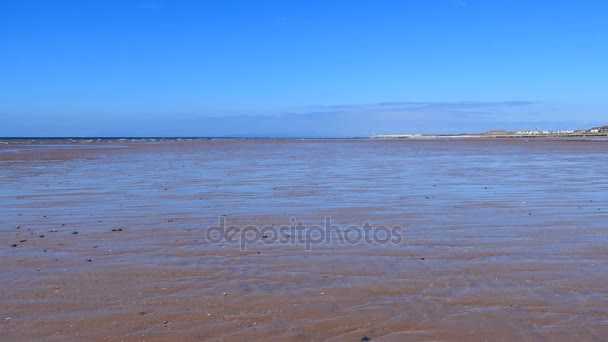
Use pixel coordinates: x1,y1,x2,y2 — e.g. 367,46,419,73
1,0,607,137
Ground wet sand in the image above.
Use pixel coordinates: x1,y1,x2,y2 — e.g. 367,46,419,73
1,139,608,341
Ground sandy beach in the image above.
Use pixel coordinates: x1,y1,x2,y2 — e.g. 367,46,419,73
1,138,608,341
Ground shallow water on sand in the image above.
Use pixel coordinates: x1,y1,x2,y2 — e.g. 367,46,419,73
1,139,608,341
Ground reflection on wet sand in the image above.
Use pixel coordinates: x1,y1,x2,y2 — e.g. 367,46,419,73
1,139,607,341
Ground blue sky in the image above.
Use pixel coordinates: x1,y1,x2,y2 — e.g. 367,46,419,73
1,0,607,137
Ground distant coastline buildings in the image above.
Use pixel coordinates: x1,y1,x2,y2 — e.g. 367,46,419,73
514,129,575,136
514,125,608,136
588,125,608,134
371,125,608,139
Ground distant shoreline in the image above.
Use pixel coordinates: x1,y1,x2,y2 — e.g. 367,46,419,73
370,133,608,139
1,133,607,141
